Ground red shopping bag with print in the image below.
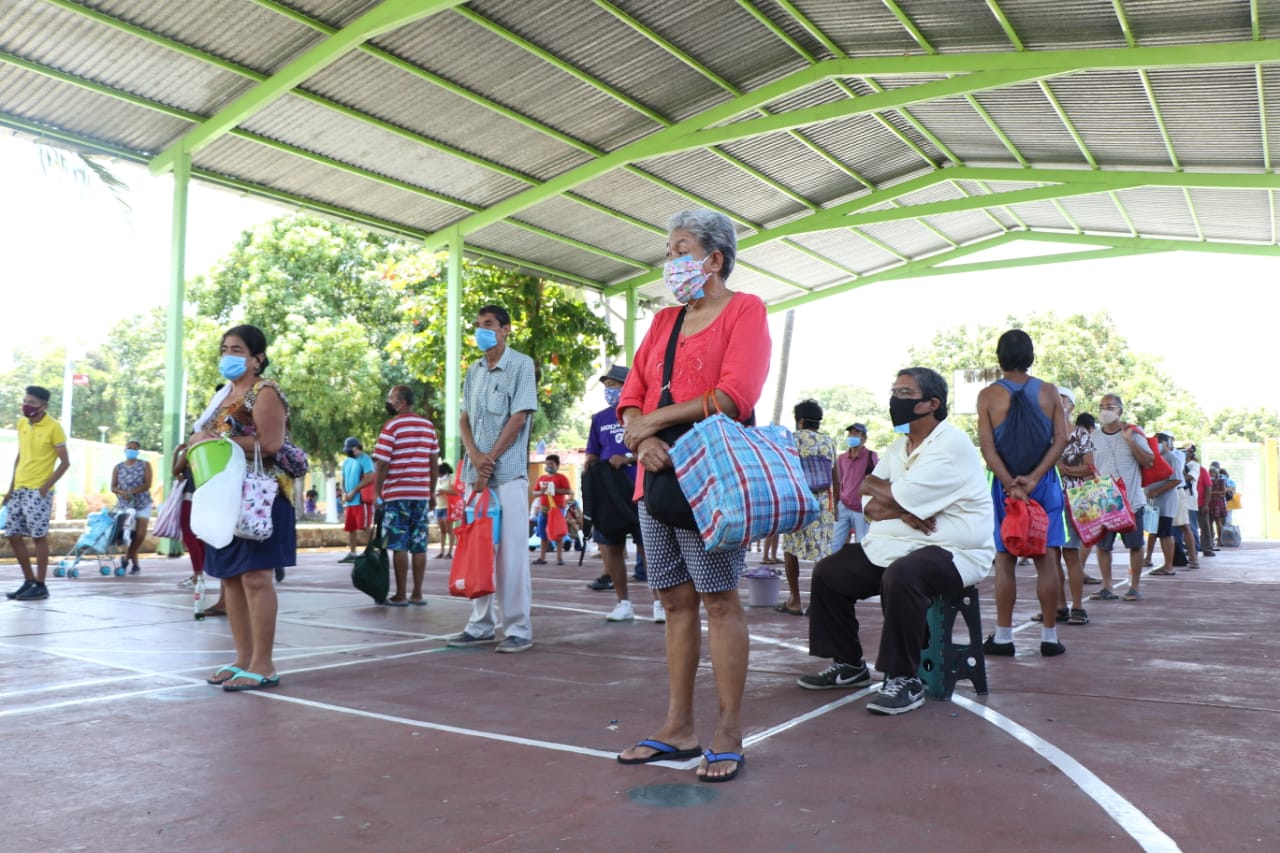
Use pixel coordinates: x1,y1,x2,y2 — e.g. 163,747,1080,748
449,490,496,599
445,470,466,524
1001,497,1048,557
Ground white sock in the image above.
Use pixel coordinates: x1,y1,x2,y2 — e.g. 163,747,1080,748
995,626,1014,643
1042,627,1058,643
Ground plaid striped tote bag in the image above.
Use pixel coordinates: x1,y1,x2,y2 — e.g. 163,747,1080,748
669,413,822,552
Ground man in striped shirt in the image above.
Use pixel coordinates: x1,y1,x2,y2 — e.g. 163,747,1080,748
373,384,438,606
449,304,538,653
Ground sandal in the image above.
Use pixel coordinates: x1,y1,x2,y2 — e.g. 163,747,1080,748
1089,588,1119,601
1185,562,1201,570
1149,568,1176,576
1122,588,1143,601
773,602,804,616
1142,559,1154,568
1030,607,1070,623
207,665,243,685
1067,607,1089,625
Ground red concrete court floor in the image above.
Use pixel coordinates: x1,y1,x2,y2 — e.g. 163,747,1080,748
2,539,1276,853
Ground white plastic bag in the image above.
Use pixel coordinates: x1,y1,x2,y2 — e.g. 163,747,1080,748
190,439,246,549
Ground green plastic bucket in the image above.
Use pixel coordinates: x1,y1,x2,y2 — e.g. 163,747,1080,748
189,439,233,487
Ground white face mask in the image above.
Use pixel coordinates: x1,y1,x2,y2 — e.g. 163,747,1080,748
1098,409,1120,426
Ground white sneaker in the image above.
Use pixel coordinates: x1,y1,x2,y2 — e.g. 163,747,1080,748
177,576,196,589
652,600,666,623
606,600,635,622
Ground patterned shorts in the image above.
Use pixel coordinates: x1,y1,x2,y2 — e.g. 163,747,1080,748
638,502,744,594
4,488,53,539
383,499,429,554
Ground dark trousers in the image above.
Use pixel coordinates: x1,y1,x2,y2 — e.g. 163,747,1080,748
808,543,964,679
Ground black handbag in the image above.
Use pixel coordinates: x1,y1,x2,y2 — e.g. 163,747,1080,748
351,509,390,604
584,461,639,539
643,308,699,531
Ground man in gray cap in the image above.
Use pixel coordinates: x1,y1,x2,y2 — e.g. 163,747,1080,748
337,436,376,563
831,422,878,549
583,364,655,622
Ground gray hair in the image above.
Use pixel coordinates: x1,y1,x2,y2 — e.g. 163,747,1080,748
667,209,737,280
897,367,949,420
1101,393,1123,411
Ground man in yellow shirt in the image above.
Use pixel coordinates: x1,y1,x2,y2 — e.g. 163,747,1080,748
4,386,71,601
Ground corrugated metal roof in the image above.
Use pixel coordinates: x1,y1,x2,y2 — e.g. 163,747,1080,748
3,0,1280,311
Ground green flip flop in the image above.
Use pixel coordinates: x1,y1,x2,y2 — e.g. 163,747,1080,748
206,665,243,686
222,671,281,692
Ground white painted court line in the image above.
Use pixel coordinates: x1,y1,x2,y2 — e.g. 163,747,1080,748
952,694,1181,853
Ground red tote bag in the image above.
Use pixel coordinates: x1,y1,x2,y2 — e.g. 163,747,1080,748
449,490,496,599
1000,497,1049,557
545,506,568,541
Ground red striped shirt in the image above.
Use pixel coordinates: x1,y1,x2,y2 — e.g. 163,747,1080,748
372,413,438,502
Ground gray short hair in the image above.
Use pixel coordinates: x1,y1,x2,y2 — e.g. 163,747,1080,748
897,367,949,420
667,209,737,280
1101,393,1123,411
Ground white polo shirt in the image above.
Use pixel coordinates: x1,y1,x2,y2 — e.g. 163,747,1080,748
863,420,995,587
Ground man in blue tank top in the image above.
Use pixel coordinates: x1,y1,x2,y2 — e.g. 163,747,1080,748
976,330,1069,657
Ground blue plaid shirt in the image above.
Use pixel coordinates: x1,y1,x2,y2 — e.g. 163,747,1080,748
461,345,537,486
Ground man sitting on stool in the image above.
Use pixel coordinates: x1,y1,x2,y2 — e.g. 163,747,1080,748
796,367,994,715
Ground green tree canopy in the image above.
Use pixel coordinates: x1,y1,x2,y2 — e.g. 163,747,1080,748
384,253,620,448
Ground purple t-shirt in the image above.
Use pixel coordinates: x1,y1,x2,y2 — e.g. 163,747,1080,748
586,407,636,484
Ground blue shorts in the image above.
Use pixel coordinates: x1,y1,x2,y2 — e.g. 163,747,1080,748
992,471,1067,554
383,499,429,554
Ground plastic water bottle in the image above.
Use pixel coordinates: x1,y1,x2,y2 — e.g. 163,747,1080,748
194,574,206,621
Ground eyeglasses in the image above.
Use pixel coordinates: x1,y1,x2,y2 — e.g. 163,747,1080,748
890,386,922,399
1099,404,1121,411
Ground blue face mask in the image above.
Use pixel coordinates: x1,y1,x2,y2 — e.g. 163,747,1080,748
893,422,911,434
846,436,862,448
475,327,499,351
124,449,140,460
604,387,622,408
219,354,247,380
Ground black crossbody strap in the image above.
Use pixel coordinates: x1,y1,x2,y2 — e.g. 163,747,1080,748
658,307,687,409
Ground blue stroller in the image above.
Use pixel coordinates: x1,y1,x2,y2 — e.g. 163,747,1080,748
54,508,132,578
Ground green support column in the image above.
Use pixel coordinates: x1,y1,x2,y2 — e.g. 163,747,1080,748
445,228,463,466
158,145,190,557
624,286,639,363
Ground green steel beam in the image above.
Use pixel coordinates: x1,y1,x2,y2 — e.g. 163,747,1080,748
151,0,466,174
1017,229,1280,257
625,287,639,363
1253,0,1263,42
838,180,1143,228
965,92,1030,166
774,0,843,58
445,229,463,465
986,0,1026,51
424,38,1280,248
957,179,1021,231
852,227,909,262
1107,190,1140,237
881,0,936,54
1183,188,1206,241
1270,190,1277,245
1040,80,1099,168
736,0,816,63
159,144,190,554
1138,68,1182,171
1111,1,1137,48
1050,198,1083,234
779,238,865,278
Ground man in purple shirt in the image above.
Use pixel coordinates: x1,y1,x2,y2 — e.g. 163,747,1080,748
584,366,657,622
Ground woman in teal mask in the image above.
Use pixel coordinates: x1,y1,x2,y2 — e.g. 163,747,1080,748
189,324,296,692
110,439,153,574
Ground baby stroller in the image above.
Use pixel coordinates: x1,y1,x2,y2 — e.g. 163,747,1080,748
53,507,134,578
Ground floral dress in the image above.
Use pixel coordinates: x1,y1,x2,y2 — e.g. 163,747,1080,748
113,460,153,512
781,430,838,562
201,379,298,579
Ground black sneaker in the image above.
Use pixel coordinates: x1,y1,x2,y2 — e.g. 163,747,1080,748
983,635,1015,656
15,582,49,601
587,574,614,591
1041,640,1067,657
129,562,141,575
6,579,35,600
867,676,926,715
446,631,498,648
797,661,871,690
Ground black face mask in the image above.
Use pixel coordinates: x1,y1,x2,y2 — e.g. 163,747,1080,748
385,402,398,417
344,449,356,458
889,395,933,428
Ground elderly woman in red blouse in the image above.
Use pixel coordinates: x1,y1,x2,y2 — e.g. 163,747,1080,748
614,209,771,783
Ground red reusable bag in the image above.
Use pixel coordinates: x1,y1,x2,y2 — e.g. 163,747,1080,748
1139,432,1173,487
449,490,496,599
1001,497,1049,557
545,506,568,541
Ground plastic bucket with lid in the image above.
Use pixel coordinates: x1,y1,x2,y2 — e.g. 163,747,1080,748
188,439,234,487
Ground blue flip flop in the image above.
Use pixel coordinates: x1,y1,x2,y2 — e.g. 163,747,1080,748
697,749,745,783
206,665,242,685
222,671,281,692
616,738,703,765
409,598,428,606
381,599,410,607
